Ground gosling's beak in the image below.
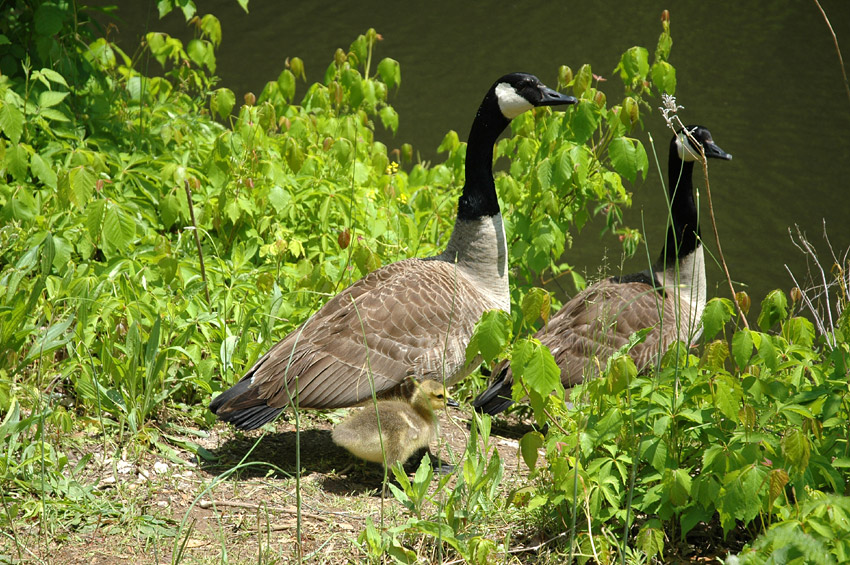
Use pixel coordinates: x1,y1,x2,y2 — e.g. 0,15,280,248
538,86,578,107
446,398,460,408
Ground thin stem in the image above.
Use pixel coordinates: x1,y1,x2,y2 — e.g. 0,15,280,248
813,0,850,108
691,133,750,329
183,180,211,305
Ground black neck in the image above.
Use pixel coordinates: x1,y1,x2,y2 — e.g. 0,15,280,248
657,140,700,268
456,98,510,220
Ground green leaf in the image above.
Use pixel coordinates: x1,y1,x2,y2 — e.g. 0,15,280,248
268,186,291,215
68,166,95,209
160,193,181,229
757,334,779,372
34,2,64,36
639,436,668,472
211,88,235,120
702,297,735,341
102,203,136,256
608,136,647,182
567,101,597,144
732,329,754,370
0,101,24,143
636,520,664,560
650,61,676,94
379,106,398,134
782,316,815,346
277,70,296,102
666,468,692,507
520,287,550,326
85,199,106,240
25,316,75,363
377,57,401,90
38,90,69,108
511,338,562,420
31,153,57,189
605,354,636,395
617,46,650,83
6,143,29,182
465,310,512,365
713,374,741,420
519,431,544,470
782,429,811,474
757,289,788,330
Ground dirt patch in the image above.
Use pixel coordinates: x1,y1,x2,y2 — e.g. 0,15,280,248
6,407,535,563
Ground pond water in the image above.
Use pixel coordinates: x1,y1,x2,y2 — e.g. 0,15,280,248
107,0,850,316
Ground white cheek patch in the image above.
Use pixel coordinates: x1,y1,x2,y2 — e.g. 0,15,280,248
676,133,701,162
495,82,533,119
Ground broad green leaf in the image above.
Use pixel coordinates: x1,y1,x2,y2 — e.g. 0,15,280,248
666,468,692,507
521,287,550,326
636,520,664,560
757,334,779,372
757,289,788,330
782,428,811,474
465,310,512,364
30,153,57,189
102,204,136,256
608,136,647,182
200,14,222,47
0,102,24,143
377,57,401,90
6,143,28,182
268,186,291,215
160,193,181,229
605,354,635,395
211,88,235,120
38,90,69,109
379,106,398,134
617,46,650,83
25,316,75,363
714,374,742,420
68,166,95,209
702,297,735,341
511,338,562,399
782,316,815,346
34,2,64,36
277,70,296,102
567,100,597,144
639,436,668,472
85,199,106,239
700,339,729,370
650,61,676,94
519,431,544,470
731,329,753,370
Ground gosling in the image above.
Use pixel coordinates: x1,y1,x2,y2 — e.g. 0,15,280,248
331,380,458,469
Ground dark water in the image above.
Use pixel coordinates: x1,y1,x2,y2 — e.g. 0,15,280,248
106,1,850,313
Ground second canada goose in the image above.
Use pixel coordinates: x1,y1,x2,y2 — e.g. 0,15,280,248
332,380,458,468
474,125,732,414
210,73,577,429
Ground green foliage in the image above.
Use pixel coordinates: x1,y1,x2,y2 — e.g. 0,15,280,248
507,290,850,561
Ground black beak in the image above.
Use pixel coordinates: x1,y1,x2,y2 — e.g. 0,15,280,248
446,398,460,408
704,141,732,161
538,86,578,107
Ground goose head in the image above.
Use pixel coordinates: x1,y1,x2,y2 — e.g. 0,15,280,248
675,125,733,162
492,72,578,119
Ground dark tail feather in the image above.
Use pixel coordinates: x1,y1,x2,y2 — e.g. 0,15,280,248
472,366,515,415
209,377,283,430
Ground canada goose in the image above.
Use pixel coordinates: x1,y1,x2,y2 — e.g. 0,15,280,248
332,380,458,468
474,125,732,414
210,73,577,429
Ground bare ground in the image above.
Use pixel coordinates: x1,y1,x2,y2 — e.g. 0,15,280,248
2,407,540,564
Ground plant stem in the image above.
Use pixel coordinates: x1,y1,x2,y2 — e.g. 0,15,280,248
813,0,850,108
184,180,211,305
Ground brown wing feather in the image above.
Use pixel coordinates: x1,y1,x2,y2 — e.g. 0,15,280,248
238,258,494,410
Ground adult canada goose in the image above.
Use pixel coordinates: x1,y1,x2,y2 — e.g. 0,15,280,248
210,73,577,429
332,380,458,468
474,125,732,415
